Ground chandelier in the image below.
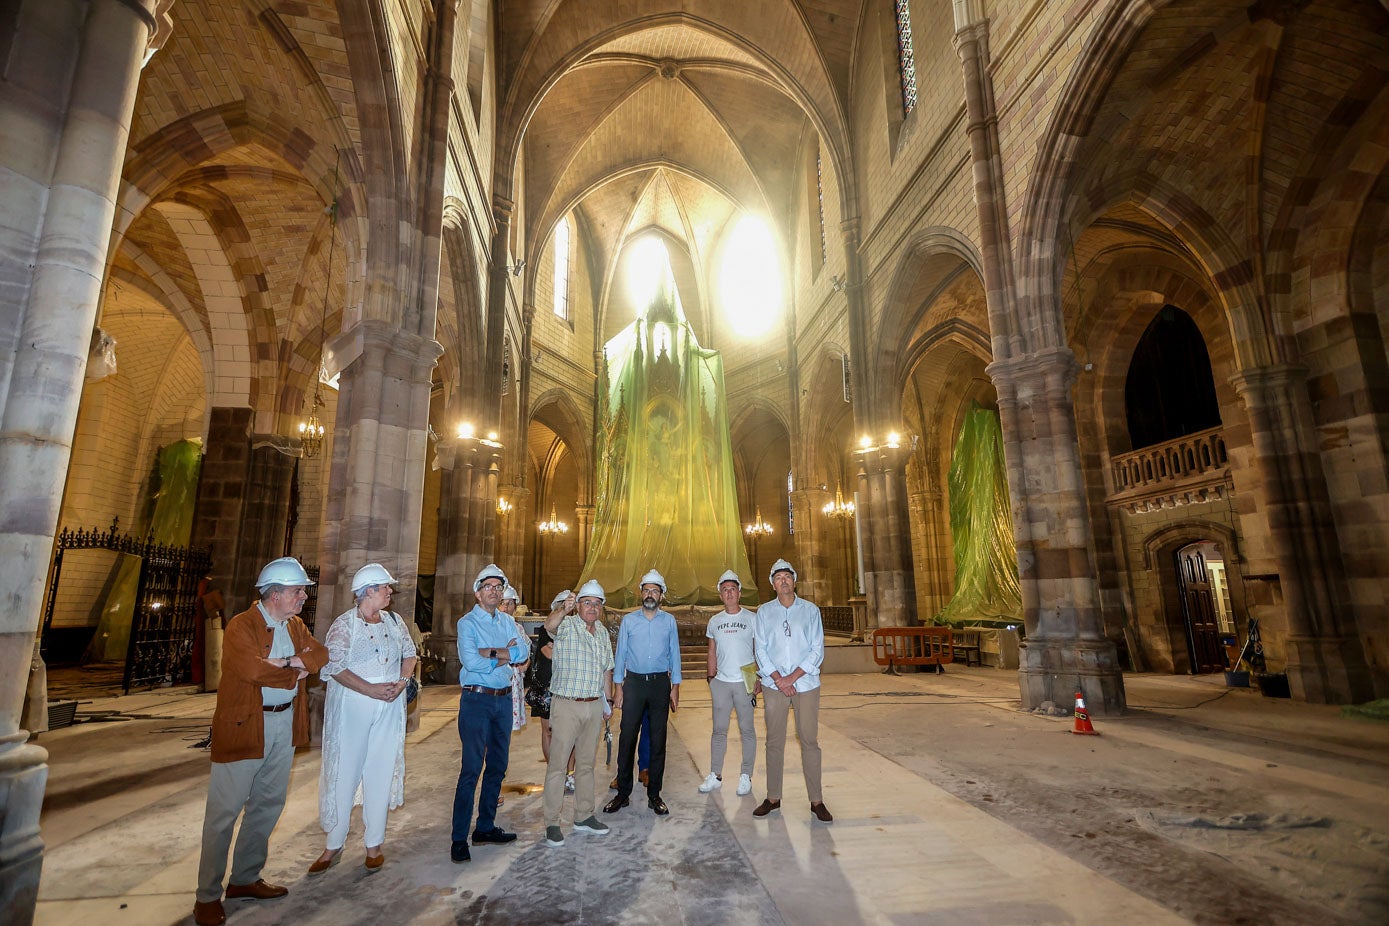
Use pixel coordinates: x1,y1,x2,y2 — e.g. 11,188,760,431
537,505,569,535
822,484,855,520
743,507,774,538
496,496,513,517
299,148,340,460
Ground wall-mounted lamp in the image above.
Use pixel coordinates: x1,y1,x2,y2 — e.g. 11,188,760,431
831,274,846,293
458,422,475,439
508,259,526,276
496,497,513,517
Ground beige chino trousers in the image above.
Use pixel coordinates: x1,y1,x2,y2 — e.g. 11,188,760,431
544,695,604,827
762,685,822,803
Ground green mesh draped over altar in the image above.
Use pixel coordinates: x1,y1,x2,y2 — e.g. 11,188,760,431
582,275,756,608
933,404,1023,626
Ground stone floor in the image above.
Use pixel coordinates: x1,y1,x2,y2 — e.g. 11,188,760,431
30,667,1389,925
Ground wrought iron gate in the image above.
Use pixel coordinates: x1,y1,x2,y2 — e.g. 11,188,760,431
42,520,211,693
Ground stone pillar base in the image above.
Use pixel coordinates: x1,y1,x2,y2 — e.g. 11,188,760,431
1284,635,1375,704
0,733,49,926
1017,638,1126,716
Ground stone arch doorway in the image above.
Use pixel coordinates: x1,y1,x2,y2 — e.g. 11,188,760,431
1142,524,1247,675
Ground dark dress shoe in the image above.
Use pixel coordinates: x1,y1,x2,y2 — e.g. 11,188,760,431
603,794,630,814
811,801,834,822
451,840,471,863
193,900,226,926
752,798,781,817
648,797,670,815
471,827,518,844
225,879,288,900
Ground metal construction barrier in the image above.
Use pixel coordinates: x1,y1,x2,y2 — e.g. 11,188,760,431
870,626,955,675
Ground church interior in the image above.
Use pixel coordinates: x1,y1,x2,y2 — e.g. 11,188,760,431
4,1,1389,922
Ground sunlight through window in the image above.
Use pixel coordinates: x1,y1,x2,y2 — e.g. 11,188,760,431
626,235,670,312
719,215,781,338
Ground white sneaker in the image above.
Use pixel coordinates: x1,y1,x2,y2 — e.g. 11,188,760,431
736,774,753,796
565,774,575,793
698,772,722,793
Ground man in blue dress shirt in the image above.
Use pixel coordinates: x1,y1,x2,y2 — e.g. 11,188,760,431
605,568,682,816
450,563,531,862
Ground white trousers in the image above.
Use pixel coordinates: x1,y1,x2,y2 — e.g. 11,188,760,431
324,684,398,850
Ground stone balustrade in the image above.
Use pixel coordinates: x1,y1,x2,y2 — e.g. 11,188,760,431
1107,427,1230,513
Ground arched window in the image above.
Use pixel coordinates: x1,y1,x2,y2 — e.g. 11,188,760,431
552,216,570,319
1124,306,1222,449
816,149,828,265
894,1,917,116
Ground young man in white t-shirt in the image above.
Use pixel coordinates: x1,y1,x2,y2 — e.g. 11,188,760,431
699,570,758,797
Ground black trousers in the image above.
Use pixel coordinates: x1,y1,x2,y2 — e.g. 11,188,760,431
615,672,670,800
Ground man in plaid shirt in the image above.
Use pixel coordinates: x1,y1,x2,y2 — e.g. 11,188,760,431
541,579,614,847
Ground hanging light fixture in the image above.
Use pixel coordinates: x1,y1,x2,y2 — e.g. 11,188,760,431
822,484,855,520
743,507,774,538
537,505,569,535
299,148,341,459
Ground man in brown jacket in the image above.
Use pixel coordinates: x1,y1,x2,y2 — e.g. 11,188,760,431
194,557,328,926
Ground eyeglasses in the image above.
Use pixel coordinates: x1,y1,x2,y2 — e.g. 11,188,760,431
783,620,791,637
478,582,504,592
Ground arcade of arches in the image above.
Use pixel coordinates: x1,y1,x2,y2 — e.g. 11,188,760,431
3,0,1388,915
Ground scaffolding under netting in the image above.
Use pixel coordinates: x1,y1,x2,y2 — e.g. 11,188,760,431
580,274,756,608
933,404,1022,627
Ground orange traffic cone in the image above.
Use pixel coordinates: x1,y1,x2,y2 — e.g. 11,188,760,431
1071,691,1099,735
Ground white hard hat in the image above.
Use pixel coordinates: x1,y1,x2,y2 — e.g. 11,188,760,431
768,558,797,583
717,569,741,589
576,579,606,602
638,569,666,592
502,584,519,602
256,556,314,589
473,563,507,592
550,589,573,610
351,563,397,594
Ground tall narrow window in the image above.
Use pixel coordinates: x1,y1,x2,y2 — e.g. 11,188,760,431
787,470,795,535
816,149,828,264
552,216,570,319
894,0,918,116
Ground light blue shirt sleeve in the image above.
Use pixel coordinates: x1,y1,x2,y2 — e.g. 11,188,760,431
613,614,630,683
666,615,683,685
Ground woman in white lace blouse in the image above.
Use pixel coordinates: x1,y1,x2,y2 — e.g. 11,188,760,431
309,563,417,874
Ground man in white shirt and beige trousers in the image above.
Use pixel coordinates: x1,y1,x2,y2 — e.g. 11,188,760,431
752,558,832,823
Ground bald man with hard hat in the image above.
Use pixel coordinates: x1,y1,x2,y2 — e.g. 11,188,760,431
604,568,682,816
541,579,614,847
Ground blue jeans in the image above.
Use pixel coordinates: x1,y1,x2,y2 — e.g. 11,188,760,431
451,689,512,842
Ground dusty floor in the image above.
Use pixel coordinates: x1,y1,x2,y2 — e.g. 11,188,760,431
29,666,1389,925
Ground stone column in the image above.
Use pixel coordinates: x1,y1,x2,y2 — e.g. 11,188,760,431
989,348,1126,714
575,504,595,566
853,446,917,628
789,488,833,604
431,435,501,679
189,407,253,607
318,321,442,633
1231,365,1374,703
0,2,159,920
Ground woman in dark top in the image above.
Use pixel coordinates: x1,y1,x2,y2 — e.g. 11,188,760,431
527,589,574,762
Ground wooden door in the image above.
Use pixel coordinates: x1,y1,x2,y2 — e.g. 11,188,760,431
1176,543,1223,672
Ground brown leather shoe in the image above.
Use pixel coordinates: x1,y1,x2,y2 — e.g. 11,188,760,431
639,769,649,787
307,849,340,874
193,900,226,926
752,798,781,817
225,879,288,900
811,801,834,822
365,851,385,871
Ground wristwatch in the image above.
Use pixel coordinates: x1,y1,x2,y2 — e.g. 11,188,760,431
489,648,497,660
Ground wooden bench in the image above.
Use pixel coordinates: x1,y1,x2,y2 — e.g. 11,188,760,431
951,629,982,667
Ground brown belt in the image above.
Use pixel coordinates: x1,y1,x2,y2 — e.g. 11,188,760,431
262,701,293,713
462,684,510,697
561,695,601,702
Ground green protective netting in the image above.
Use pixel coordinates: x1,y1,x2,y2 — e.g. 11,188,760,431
86,439,202,662
580,272,757,609
933,404,1023,627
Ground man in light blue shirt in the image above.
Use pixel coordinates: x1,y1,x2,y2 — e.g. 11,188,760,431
605,568,682,816
450,564,530,863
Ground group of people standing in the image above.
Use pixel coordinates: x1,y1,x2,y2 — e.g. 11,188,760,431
191,554,830,926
